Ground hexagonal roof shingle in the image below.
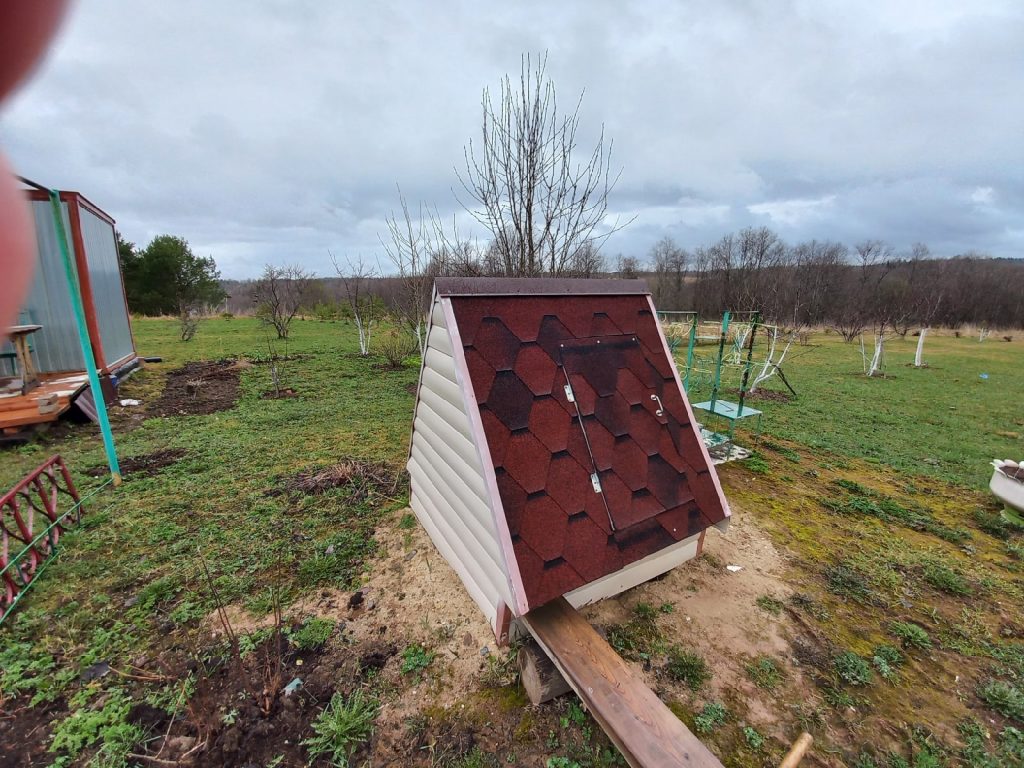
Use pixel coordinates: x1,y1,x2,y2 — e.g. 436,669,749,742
445,283,728,608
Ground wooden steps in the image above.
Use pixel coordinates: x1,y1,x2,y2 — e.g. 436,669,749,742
522,597,724,768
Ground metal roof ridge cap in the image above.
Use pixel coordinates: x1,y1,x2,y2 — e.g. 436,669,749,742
434,277,649,296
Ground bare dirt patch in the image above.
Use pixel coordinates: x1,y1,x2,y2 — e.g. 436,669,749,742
151,360,245,417
86,448,186,479
194,522,511,765
582,507,818,757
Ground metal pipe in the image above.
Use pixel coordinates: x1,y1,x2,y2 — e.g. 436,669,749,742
48,190,121,483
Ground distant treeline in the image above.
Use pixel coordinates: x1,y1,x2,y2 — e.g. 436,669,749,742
218,227,1024,332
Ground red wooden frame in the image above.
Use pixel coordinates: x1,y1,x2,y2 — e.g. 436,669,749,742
0,455,82,614
23,189,138,375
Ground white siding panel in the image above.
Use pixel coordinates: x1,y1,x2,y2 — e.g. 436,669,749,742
407,456,505,593
424,347,459,387
410,493,496,627
431,300,446,328
407,295,513,634
412,414,490,512
417,388,475,449
410,435,500,562
421,366,467,414
411,415,491,518
427,323,453,357
565,533,702,607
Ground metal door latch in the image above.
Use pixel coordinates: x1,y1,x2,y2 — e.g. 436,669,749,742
650,393,664,417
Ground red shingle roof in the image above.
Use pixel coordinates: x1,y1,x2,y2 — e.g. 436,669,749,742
449,290,727,608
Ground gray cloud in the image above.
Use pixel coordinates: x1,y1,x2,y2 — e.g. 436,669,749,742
2,0,1020,278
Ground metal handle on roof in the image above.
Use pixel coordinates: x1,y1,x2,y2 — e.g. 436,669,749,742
650,394,664,417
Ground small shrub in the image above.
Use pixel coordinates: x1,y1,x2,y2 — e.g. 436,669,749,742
823,686,856,709
756,595,784,615
743,726,765,749
890,621,932,650
789,592,832,621
833,651,873,686
974,509,1011,539
851,753,878,768
179,308,200,342
607,603,664,662
744,453,771,475
693,702,728,734
665,646,711,691
303,690,379,767
745,656,784,690
49,689,143,765
289,617,335,650
400,644,435,675
979,680,1024,722
398,512,417,530
1009,542,1023,560
220,311,234,320
377,329,417,368
826,563,872,603
922,562,971,596
835,478,870,495
875,645,903,666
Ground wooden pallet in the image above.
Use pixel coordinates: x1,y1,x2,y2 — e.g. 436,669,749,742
0,373,88,432
522,597,724,768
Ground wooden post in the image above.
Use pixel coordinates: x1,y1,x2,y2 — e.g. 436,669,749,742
779,732,813,768
518,641,572,705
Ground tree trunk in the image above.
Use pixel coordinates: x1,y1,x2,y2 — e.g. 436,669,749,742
914,328,929,367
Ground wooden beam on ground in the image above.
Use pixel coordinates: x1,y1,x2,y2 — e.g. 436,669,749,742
518,641,572,705
522,597,724,768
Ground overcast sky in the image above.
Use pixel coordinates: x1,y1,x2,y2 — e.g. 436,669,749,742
2,1,1021,278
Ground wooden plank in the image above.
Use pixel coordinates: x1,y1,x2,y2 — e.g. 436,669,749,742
0,408,60,428
522,597,723,768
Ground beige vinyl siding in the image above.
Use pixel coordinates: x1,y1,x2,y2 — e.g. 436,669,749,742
408,296,513,631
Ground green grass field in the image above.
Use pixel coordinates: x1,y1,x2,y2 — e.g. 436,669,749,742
0,317,1021,767
685,330,1023,490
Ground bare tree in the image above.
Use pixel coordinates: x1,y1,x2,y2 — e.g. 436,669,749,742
650,236,688,309
457,53,628,277
615,254,641,280
333,253,379,356
381,188,435,354
252,265,314,339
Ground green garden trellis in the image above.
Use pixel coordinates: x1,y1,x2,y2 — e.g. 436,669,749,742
658,309,765,451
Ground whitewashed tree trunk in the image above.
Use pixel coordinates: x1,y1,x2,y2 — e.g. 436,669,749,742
355,316,372,356
415,318,425,356
914,328,929,367
979,327,990,342
748,328,794,393
868,333,885,377
860,334,868,374
731,324,750,364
